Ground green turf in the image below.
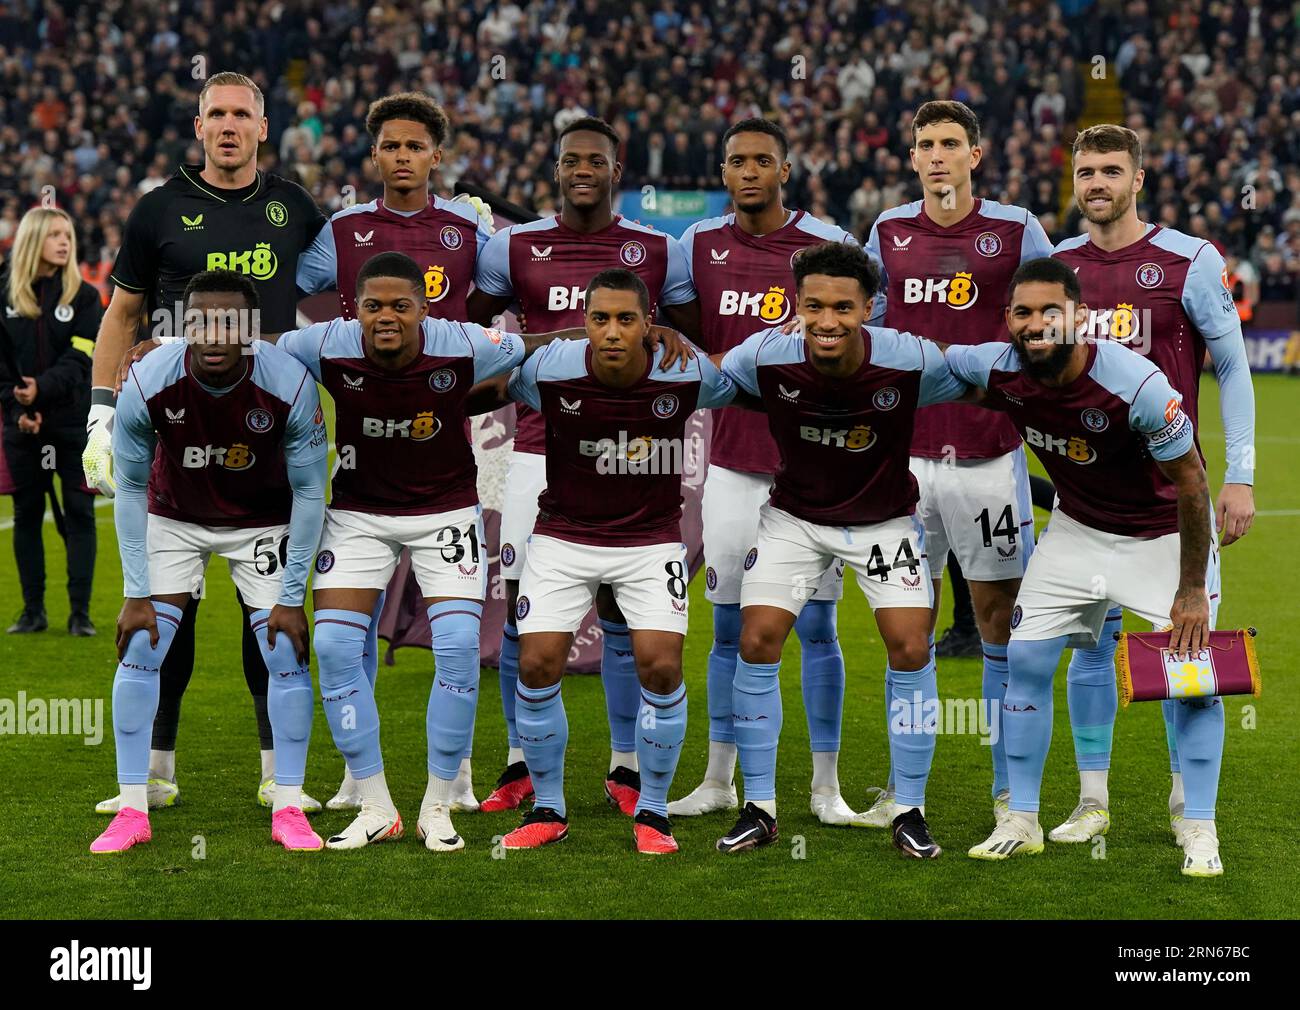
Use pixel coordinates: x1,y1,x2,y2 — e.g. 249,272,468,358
0,377,1294,918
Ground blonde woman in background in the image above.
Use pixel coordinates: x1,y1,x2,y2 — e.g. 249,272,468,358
0,206,102,635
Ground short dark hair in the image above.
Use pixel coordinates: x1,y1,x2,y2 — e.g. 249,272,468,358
722,117,789,160
183,269,259,310
355,251,425,299
366,92,449,146
792,242,881,300
1009,256,1082,304
557,116,621,158
585,268,649,316
1073,123,1142,169
912,100,981,148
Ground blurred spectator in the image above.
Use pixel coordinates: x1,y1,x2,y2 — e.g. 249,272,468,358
0,207,101,636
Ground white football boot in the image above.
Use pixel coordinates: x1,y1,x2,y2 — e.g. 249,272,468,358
810,788,866,826
416,801,465,852
968,816,1045,860
1048,798,1111,843
1180,822,1224,877
325,806,404,850
855,786,896,828
95,778,179,814
993,790,1012,827
258,777,321,813
667,779,738,817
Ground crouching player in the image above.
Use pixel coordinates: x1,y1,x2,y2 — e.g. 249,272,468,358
276,252,591,852
490,269,734,853
717,242,968,858
91,270,328,853
956,258,1223,877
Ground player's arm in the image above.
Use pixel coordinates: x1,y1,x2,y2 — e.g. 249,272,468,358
272,381,329,663
863,221,887,325
294,219,338,297
1136,376,1210,653
706,351,764,411
110,372,160,654
467,227,515,324
1184,246,1256,545
465,289,514,325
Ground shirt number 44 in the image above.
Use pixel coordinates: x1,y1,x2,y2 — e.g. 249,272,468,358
865,539,921,583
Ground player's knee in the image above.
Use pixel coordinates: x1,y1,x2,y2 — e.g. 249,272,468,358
431,622,480,658
886,641,932,673
313,619,366,689
518,647,564,690
739,621,784,665
637,656,682,696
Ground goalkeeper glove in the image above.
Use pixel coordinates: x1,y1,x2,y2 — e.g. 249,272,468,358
452,193,496,235
83,394,116,498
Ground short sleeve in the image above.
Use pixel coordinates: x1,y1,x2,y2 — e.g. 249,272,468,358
1130,367,1195,462
506,358,542,411
295,221,338,295
455,321,526,383
275,321,334,380
677,222,698,283
1020,213,1054,263
1182,245,1240,340
474,228,513,297
720,332,765,396
112,370,157,464
109,198,161,293
695,354,736,409
864,220,887,324
283,376,328,468
917,336,968,406
660,234,697,306
943,342,1005,389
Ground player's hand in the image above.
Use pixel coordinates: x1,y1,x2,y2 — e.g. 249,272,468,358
115,339,161,394
116,597,158,658
1167,585,1210,656
646,325,696,371
267,604,310,664
83,402,116,498
16,411,41,435
13,376,37,406
1215,483,1254,546
780,314,805,336
452,193,496,236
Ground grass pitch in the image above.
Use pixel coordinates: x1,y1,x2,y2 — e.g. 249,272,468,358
0,377,1294,918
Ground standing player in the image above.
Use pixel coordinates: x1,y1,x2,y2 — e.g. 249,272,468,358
1048,124,1253,845
671,117,860,825
718,242,968,858
91,270,327,854
88,72,329,814
488,269,734,853
468,116,701,816
958,258,1224,877
295,91,494,813
862,101,1053,829
273,252,590,851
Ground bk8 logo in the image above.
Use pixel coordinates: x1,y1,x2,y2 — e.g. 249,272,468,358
901,272,978,310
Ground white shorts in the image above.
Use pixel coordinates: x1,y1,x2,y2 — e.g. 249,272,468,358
497,451,546,580
910,446,1034,582
741,504,934,615
146,514,290,610
1010,510,1222,646
702,464,843,604
312,505,488,600
516,535,689,635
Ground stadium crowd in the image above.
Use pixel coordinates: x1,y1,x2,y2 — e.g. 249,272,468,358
0,0,1296,315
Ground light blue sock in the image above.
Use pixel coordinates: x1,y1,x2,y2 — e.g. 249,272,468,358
426,600,482,780
112,601,184,784
635,683,688,817
599,618,639,754
362,590,385,690
251,608,314,786
887,659,938,809
1163,700,1182,774
733,657,782,802
1004,635,1069,812
516,681,568,817
1169,696,1224,820
707,604,741,743
886,633,932,793
981,641,1010,796
1067,608,1121,771
499,621,521,751
314,609,383,778
796,601,844,752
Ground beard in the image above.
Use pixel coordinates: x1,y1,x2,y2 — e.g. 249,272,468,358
1016,336,1076,382
1077,186,1132,225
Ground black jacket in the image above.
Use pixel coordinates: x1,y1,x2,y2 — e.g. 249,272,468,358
0,270,102,435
